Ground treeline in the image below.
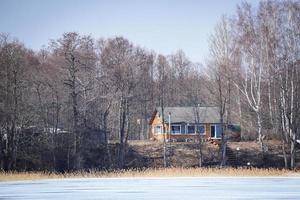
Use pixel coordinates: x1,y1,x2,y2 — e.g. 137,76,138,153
0,33,208,171
208,0,300,168
0,0,299,171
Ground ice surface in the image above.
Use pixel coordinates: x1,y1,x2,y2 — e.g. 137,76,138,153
0,177,300,200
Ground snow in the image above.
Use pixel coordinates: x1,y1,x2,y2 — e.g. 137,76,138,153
1,177,300,199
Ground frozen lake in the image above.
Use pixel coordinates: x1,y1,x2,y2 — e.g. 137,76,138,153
1,177,300,200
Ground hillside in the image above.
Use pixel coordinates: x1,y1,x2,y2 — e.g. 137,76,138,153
124,140,288,168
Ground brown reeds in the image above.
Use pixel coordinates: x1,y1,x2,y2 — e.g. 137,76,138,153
0,167,299,181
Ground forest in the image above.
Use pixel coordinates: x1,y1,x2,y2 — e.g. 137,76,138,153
0,0,299,171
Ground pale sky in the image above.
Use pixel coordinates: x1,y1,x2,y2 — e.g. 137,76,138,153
0,0,260,63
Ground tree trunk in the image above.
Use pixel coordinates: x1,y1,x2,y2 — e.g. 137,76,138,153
51,92,60,171
161,106,167,168
103,104,111,168
7,69,18,170
237,92,243,139
267,80,274,126
281,136,288,169
118,97,127,168
198,135,203,167
290,133,296,169
220,118,227,167
257,112,265,164
71,67,80,170
218,75,226,168
257,113,263,147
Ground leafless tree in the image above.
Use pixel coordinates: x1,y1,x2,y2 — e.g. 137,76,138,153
275,1,300,169
100,37,149,168
156,54,169,167
233,3,268,159
51,32,96,169
208,16,236,167
0,34,30,170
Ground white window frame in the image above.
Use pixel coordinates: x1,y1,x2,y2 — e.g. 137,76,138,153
171,125,181,135
210,124,221,139
196,125,206,135
154,125,162,134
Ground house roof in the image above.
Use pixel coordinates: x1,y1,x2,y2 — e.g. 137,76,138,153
155,106,220,124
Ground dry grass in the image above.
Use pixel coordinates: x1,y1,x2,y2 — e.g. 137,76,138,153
0,167,299,181
0,171,64,181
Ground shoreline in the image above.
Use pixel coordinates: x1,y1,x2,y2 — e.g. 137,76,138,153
1,167,299,182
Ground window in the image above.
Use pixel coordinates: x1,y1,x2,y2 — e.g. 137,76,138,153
154,126,162,134
211,125,221,138
196,125,206,135
216,125,222,138
171,125,181,134
211,125,215,137
187,125,195,134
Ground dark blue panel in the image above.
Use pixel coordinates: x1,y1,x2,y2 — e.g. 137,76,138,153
216,125,222,138
171,125,181,134
196,126,205,134
181,124,186,134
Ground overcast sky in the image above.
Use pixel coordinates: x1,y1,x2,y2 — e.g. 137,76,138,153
0,0,260,63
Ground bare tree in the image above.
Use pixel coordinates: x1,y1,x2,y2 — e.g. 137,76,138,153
233,3,268,159
51,32,96,169
100,37,147,168
208,16,236,167
275,1,300,169
0,35,29,170
157,54,169,168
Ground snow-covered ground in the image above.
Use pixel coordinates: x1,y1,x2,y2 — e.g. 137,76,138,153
1,177,300,199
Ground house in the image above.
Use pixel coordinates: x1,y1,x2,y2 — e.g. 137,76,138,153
149,106,240,142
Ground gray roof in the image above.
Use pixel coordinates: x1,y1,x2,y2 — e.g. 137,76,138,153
156,106,220,124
